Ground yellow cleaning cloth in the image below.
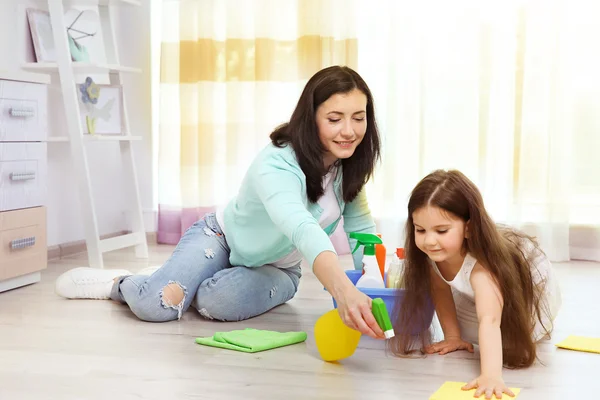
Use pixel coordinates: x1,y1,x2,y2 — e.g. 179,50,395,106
430,381,521,400
555,335,600,354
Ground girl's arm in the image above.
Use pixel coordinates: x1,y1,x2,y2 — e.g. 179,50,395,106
471,264,503,377
463,264,515,398
427,268,474,354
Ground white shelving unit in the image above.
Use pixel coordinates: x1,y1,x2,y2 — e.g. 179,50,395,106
46,135,143,142
22,0,148,268
21,62,142,74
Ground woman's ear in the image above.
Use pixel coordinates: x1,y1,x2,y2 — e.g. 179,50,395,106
465,220,470,238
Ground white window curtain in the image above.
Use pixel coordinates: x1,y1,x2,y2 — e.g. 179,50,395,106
356,0,600,262
156,0,359,245
153,0,599,262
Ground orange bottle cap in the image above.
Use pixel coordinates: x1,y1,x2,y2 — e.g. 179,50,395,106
396,248,405,259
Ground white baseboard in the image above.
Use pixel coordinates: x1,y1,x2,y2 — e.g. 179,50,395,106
570,225,600,262
47,230,158,260
0,272,41,293
45,210,158,261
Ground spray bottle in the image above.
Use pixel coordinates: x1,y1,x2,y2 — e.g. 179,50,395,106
372,298,395,338
375,233,386,280
386,248,405,289
349,232,385,288
314,297,395,361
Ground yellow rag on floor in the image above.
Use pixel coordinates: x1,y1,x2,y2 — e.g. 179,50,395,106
555,335,600,354
429,381,521,400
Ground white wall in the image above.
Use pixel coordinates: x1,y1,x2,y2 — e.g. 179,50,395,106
0,0,155,246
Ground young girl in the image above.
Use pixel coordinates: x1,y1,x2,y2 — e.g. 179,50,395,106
55,66,385,340
390,169,561,399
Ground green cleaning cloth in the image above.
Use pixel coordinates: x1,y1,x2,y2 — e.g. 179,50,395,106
195,328,307,353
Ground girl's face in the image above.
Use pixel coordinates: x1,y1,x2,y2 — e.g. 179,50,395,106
412,205,468,266
315,89,367,169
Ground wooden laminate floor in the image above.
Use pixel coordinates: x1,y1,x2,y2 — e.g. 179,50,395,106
1,244,599,399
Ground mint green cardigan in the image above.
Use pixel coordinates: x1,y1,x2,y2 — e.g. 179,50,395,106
223,143,376,270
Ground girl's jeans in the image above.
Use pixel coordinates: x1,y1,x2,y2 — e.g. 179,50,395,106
110,213,302,322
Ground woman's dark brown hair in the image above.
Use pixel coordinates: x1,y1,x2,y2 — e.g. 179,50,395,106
270,65,381,203
389,169,551,368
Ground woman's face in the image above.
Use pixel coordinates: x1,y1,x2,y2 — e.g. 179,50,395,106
315,89,367,169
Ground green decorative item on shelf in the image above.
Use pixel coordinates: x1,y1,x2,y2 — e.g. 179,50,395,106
85,115,97,135
68,34,90,62
65,9,98,63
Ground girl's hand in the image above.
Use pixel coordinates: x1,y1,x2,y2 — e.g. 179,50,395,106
426,336,474,355
462,376,515,399
334,286,385,339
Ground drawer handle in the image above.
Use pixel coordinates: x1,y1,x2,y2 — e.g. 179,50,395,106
10,236,36,250
9,107,36,118
10,172,36,181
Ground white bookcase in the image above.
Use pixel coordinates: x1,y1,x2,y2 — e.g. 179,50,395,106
22,0,148,269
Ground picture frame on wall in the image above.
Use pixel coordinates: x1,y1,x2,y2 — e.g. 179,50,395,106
64,8,101,63
77,77,124,135
26,9,56,62
26,7,102,63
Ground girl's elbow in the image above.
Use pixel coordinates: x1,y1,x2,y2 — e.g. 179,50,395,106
478,315,501,327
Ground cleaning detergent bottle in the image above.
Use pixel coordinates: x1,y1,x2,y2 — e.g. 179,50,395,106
375,233,386,280
372,298,395,339
386,248,405,289
350,232,385,289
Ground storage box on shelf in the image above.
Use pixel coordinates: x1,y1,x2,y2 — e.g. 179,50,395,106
0,70,50,293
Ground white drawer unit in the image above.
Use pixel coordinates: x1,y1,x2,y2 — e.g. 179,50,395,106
0,70,50,293
0,79,48,142
0,142,47,212
0,207,47,283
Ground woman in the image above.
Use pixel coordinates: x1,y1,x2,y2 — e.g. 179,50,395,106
55,66,385,339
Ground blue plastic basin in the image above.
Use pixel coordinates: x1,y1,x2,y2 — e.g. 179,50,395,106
329,270,435,335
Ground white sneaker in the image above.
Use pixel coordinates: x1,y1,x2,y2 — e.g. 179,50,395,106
55,267,132,299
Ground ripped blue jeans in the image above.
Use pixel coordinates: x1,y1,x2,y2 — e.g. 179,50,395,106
110,213,302,322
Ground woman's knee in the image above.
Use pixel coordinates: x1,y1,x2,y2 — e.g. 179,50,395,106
192,270,299,321
192,278,255,321
123,280,188,322
192,291,239,321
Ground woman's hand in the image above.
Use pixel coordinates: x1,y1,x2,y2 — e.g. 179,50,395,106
334,285,385,339
425,336,474,355
311,251,384,339
462,376,515,399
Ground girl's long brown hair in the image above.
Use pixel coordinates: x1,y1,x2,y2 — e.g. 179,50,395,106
388,169,551,368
